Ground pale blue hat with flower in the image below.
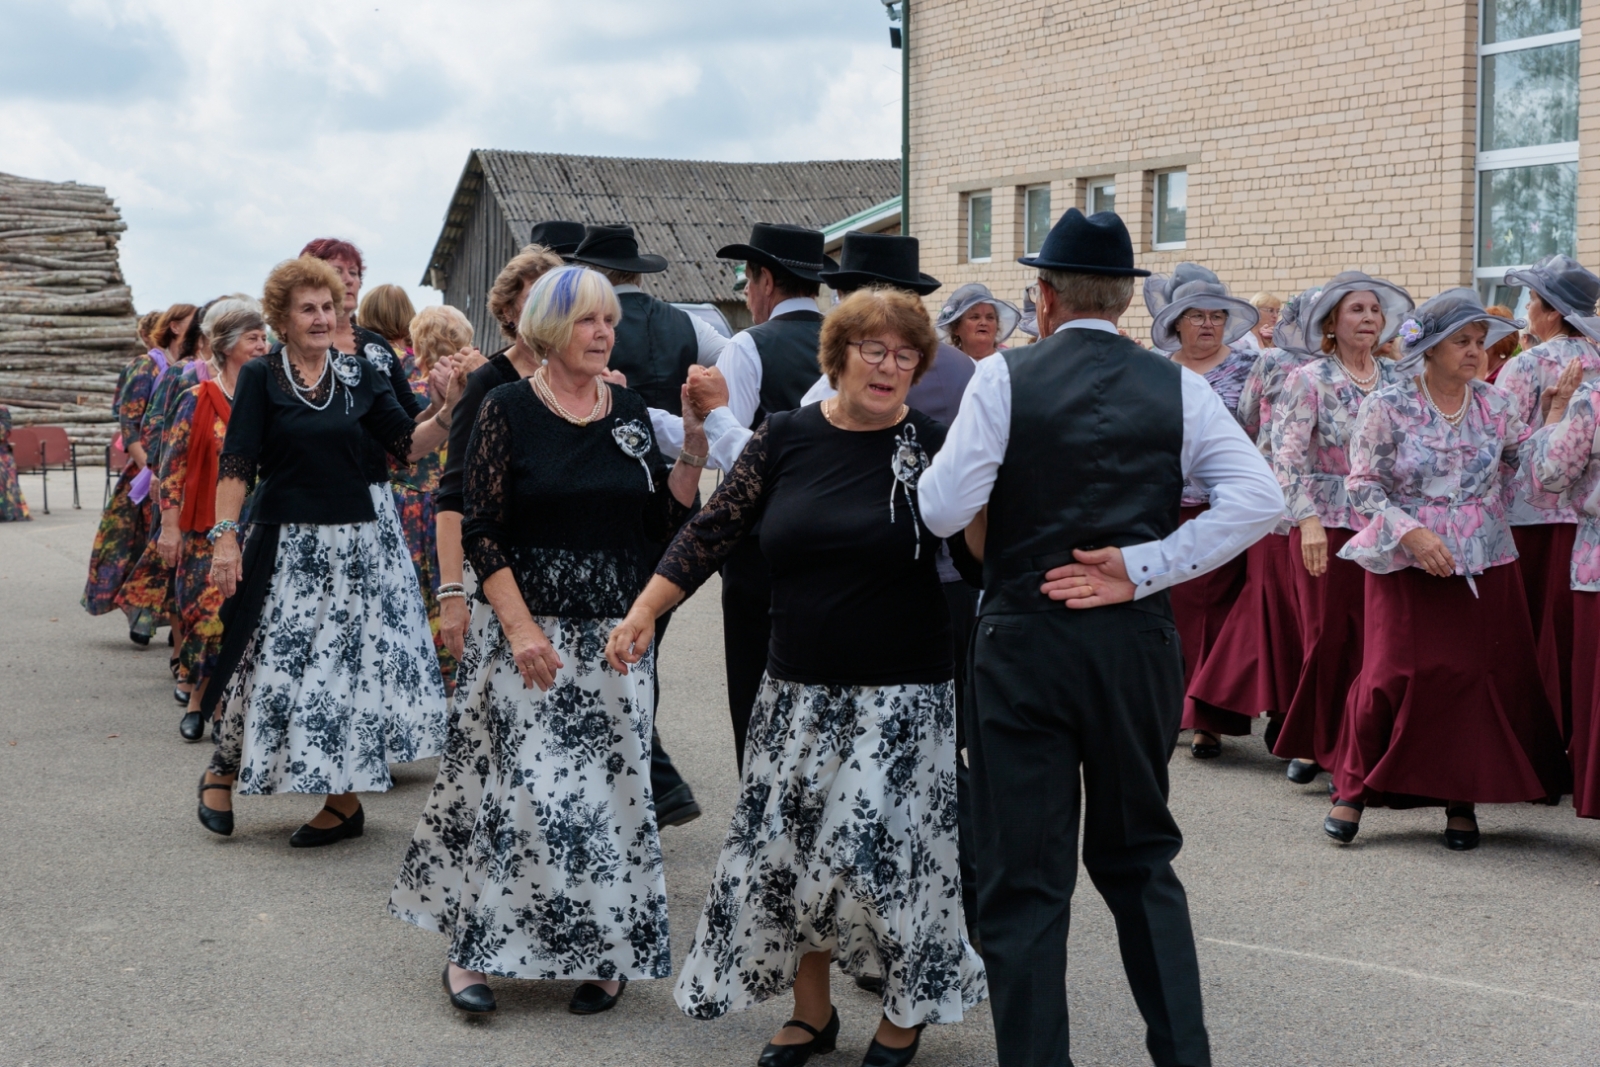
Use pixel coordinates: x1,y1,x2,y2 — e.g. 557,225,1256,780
1393,288,1523,376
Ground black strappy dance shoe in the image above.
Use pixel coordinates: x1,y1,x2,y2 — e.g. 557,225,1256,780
197,775,233,836
1323,797,1364,844
758,1007,839,1067
1286,758,1321,784
1444,804,1480,851
288,803,364,848
1189,732,1221,759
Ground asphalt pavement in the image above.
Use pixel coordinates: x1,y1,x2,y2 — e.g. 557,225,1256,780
2,471,1599,1067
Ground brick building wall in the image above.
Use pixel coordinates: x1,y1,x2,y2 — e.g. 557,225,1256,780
908,0,1592,341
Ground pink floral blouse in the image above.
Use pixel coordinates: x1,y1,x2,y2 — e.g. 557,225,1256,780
1495,335,1600,525
1272,356,1401,530
1526,381,1600,590
1339,378,1527,586
1238,347,1314,534
1172,348,1256,506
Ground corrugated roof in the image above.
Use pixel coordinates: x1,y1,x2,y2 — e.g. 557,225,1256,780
424,150,901,304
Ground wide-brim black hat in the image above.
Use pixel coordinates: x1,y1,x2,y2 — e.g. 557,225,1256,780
528,220,586,256
568,224,669,274
1018,208,1150,277
717,222,838,283
818,231,940,296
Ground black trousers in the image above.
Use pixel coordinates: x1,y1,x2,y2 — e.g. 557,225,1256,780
943,579,980,938
648,610,689,801
719,536,770,772
968,600,1210,1067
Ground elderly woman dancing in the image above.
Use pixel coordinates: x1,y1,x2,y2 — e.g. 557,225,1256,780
607,287,986,1067
390,266,703,1018
1143,265,1260,757
1271,273,1414,784
195,256,454,846
934,282,1020,361
1326,290,1569,847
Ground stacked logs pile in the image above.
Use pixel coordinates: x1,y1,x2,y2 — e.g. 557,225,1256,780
0,171,144,455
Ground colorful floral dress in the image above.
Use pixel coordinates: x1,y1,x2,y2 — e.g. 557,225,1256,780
82,351,162,618
115,359,202,626
1273,357,1401,531
0,406,31,521
388,350,453,688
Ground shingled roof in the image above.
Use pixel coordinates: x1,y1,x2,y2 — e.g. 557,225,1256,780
423,150,901,304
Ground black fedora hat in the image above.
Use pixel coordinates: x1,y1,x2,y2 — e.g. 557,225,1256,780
818,232,941,296
716,222,838,283
528,220,586,256
568,224,669,274
1018,208,1150,277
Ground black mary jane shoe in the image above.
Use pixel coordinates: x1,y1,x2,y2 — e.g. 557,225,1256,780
179,710,206,742
654,783,702,828
1189,732,1222,759
855,973,885,995
568,977,626,1015
861,1023,926,1067
1286,758,1321,784
1444,804,1481,851
442,965,496,1013
758,1007,839,1067
1323,798,1364,844
288,804,364,848
197,775,234,837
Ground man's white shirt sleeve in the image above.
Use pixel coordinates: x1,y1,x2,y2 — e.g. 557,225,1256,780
918,354,1012,537
691,314,730,366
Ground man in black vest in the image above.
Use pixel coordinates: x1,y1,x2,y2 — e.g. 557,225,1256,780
919,209,1282,1067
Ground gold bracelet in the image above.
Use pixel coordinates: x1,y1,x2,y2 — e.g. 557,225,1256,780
677,450,708,468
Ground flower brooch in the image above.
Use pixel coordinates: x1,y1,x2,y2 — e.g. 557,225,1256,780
612,419,655,491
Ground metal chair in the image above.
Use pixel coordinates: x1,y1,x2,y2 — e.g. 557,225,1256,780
31,426,80,514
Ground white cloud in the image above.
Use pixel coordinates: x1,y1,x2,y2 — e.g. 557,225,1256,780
0,0,901,315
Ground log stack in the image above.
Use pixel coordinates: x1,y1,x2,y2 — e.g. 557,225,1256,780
0,171,143,456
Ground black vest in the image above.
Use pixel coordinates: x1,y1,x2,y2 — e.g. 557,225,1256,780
981,328,1184,616
608,292,699,415
749,311,824,420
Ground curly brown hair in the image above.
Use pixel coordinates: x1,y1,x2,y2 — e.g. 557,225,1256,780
819,287,938,387
261,257,346,336
153,303,199,350
489,244,565,339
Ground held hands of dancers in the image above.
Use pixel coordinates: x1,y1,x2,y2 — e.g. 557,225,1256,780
1039,546,1136,608
605,576,688,673
1298,516,1329,576
1542,358,1586,425
685,365,729,419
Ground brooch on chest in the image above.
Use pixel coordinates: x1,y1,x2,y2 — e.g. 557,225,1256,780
362,343,393,373
890,423,930,558
612,419,655,491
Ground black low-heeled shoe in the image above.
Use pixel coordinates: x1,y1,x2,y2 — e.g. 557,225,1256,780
1444,804,1480,851
1189,732,1221,759
862,1022,926,1067
442,965,496,1013
129,628,152,647
1262,715,1283,754
173,686,190,706
1323,797,1364,844
568,977,626,1015
855,973,884,995
654,783,702,828
758,1007,839,1067
1286,758,1321,784
179,710,206,742
197,775,233,837
288,804,364,848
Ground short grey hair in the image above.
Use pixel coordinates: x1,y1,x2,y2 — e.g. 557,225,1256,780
1037,270,1135,317
208,305,267,360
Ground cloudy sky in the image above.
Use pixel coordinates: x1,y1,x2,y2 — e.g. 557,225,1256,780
0,0,901,314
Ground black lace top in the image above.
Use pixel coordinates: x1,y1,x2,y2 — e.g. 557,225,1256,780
658,404,957,687
437,349,519,515
352,326,425,483
462,380,694,618
218,351,415,525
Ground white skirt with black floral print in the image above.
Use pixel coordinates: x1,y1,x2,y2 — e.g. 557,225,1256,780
674,677,987,1029
210,486,448,795
390,607,670,982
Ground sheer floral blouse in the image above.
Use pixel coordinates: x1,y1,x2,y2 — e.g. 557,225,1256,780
1495,335,1600,525
461,382,693,620
1173,348,1255,507
1339,378,1528,582
1272,356,1401,530
1526,381,1600,591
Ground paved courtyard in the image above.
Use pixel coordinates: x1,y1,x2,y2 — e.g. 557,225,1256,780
2,472,1598,1066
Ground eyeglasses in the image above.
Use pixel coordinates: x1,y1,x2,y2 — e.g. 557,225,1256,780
1257,307,1281,320
1181,310,1230,326
1025,283,1040,303
849,340,923,371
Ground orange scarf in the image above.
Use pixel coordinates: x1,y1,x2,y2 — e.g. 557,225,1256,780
179,380,232,533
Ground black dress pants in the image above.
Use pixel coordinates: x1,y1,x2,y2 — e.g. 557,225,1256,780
648,609,689,801
943,579,980,938
719,536,770,772
967,600,1210,1067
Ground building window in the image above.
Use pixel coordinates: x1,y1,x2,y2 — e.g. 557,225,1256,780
1153,169,1187,249
1476,0,1581,305
967,192,992,261
1087,178,1116,216
1024,185,1051,255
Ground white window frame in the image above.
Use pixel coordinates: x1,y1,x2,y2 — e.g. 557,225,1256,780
1473,4,1581,290
967,191,993,263
1152,168,1188,251
1086,177,1116,216
1023,184,1051,255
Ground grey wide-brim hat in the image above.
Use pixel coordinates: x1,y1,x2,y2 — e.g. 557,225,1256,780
1271,285,1325,356
1394,288,1524,376
1305,271,1415,350
1144,264,1258,352
1017,289,1039,339
935,283,1021,343
1504,254,1600,344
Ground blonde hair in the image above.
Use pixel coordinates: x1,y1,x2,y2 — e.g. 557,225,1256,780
261,257,345,335
489,245,565,339
1250,291,1283,310
517,266,621,359
818,287,938,387
357,284,417,344
410,305,474,372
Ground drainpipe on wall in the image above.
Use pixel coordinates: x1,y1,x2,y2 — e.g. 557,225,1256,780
884,0,909,235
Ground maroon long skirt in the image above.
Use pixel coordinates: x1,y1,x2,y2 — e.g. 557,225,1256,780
1187,532,1302,735
1271,525,1362,768
1170,504,1247,689
1513,523,1579,740
1568,591,1600,818
1333,563,1568,807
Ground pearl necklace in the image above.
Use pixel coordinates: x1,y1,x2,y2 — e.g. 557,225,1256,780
1337,356,1380,392
281,348,334,411
1419,374,1468,427
821,398,907,429
533,366,608,425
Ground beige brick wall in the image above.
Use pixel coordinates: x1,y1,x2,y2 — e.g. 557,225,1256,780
909,0,1496,342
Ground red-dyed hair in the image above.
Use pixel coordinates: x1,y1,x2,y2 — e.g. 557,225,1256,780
299,238,364,274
